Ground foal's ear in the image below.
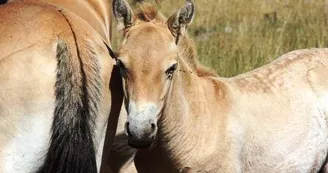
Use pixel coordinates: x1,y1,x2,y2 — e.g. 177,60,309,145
167,0,195,42
113,0,135,32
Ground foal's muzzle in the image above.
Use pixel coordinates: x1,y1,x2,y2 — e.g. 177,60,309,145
125,121,157,149
124,102,159,149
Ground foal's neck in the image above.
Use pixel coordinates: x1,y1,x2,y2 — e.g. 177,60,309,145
159,49,228,169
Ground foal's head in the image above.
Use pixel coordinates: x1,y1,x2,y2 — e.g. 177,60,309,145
113,0,195,148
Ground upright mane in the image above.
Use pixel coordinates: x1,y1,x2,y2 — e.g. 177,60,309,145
134,3,217,77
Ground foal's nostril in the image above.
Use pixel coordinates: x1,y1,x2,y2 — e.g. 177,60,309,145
150,123,157,136
126,122,132,137
151,123,156,131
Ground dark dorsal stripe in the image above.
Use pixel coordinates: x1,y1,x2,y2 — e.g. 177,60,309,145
36,9,101,173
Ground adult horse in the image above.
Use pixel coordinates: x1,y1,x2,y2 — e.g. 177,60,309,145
112,0,328,172
0,0,124,173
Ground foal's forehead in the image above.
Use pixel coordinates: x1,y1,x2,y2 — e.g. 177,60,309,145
119,22,178,68
124,22,175,51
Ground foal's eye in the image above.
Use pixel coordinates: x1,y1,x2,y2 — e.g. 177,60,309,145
116,59,128,78
165,63,178,79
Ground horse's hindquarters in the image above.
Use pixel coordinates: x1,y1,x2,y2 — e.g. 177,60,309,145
0,41,57,172
0,2,115,172
0,3,72,172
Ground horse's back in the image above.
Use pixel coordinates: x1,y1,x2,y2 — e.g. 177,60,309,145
230,48,328,124
230,48,328,93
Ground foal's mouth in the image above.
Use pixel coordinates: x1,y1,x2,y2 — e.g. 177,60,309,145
128,139,153,149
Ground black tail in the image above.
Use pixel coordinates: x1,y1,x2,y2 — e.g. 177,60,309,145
36,38,100,173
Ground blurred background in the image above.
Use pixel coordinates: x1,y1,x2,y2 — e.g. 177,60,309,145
113,0,328,77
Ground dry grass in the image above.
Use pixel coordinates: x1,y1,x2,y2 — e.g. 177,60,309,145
112,0,328,77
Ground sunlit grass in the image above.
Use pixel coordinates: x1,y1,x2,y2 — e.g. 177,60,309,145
113,0,328,77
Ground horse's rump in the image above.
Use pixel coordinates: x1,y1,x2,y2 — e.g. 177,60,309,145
0,1,116,173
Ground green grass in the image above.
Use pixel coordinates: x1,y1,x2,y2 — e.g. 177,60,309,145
113,0,328,77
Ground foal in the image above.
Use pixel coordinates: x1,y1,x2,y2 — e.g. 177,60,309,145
113,0,328,172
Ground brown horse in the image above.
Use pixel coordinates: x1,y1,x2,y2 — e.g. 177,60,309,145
0,0,124,173
112,0,328,172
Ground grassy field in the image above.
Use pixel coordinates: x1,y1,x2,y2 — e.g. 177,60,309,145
113,0,328,77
